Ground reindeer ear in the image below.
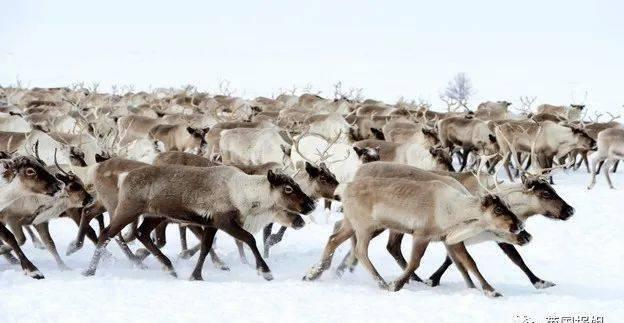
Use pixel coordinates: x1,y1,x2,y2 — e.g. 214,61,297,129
267,170,278,186
280,144,291,157
305,162,319,178
488,134,496,143
353,146,364,157
370,128,385,140
429,147,437,156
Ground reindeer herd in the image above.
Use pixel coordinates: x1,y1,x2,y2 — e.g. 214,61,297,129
0,85,621,298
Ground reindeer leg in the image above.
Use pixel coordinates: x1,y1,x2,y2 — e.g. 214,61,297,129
603,159,615,189
64,208,99,245
135,217,177,277
447,243,501,297
24,226,45,249
458,147,471,172
262,223,273,258
588,155,606,189
218,215,272,280
0,222,44,279
189,227,218,281
389,237,429,291
304,218,354,281
336,236,358,276
265,226,288,257
34,222,70,270
7,222,26,247
235,240,248,264
501,152,514,181
179,224,188,252
122,219,138,243
426,256,452,287
83,203,145,276
596,160,605,174
353,227,388,289
96,214,106,233
612,160,620,173
187,225,228,270
386,231,422,282
153,220,168,248
498,242,554,289
68,202,106,255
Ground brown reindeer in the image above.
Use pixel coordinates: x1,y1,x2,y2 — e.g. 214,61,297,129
336,162,573,289
0,156,63,279
82,165,315,281
305,176,529,297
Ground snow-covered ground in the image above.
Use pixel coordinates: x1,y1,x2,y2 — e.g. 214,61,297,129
1,170,623,323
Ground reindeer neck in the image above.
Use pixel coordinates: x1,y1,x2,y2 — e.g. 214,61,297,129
0,180,34,211
231,174,274,213
438,195,483,233
495,183,533,221
32,197,71,225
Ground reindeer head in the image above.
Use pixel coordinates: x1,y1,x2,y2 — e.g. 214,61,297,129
303,162,340,200
570,125,597,151
267,170,316,215
479,195,531,246
55,171,93,207
69,146,87,167
186,127,210,154
8,156,63,196
520,175,574,220
353,146,380,163
570,104,585,111
421,127,440,146
428,146,454,171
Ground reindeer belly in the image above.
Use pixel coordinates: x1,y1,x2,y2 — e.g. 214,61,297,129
372,204,428,234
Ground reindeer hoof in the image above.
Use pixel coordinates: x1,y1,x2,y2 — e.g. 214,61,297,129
189,273,203,281
165,269,178,278
26,269,44,279
82,269,96,277
214,263,230,271
178,250,193,259
423,278,440,287
484,290,503,298
259,270,273,281
533,280,556,289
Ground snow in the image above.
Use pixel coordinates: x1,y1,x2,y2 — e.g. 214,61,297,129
1,170,624,323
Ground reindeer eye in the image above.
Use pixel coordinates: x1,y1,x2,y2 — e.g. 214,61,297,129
284,186,293,194
540,192,551,199
25,168,36,176
494,206,503,214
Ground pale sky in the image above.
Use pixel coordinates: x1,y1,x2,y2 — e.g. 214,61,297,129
1,0,623,112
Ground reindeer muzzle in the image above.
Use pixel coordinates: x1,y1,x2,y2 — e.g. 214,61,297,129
560,206,575,220
517,230,532,246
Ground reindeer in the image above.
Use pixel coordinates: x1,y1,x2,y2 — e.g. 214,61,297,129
0,156,63,279
475,101,511,121
148,124,209,154
353,138,454,171
82,165,316,281
494,120,596,182
587,127,624,189
381,119,439,145
335,161,573,290
219,127,291,166
304,176,529,297
437,116,499,171
0,154,94,270
537,104,585,121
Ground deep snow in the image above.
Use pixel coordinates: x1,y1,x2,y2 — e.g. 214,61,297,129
1,170,623,323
